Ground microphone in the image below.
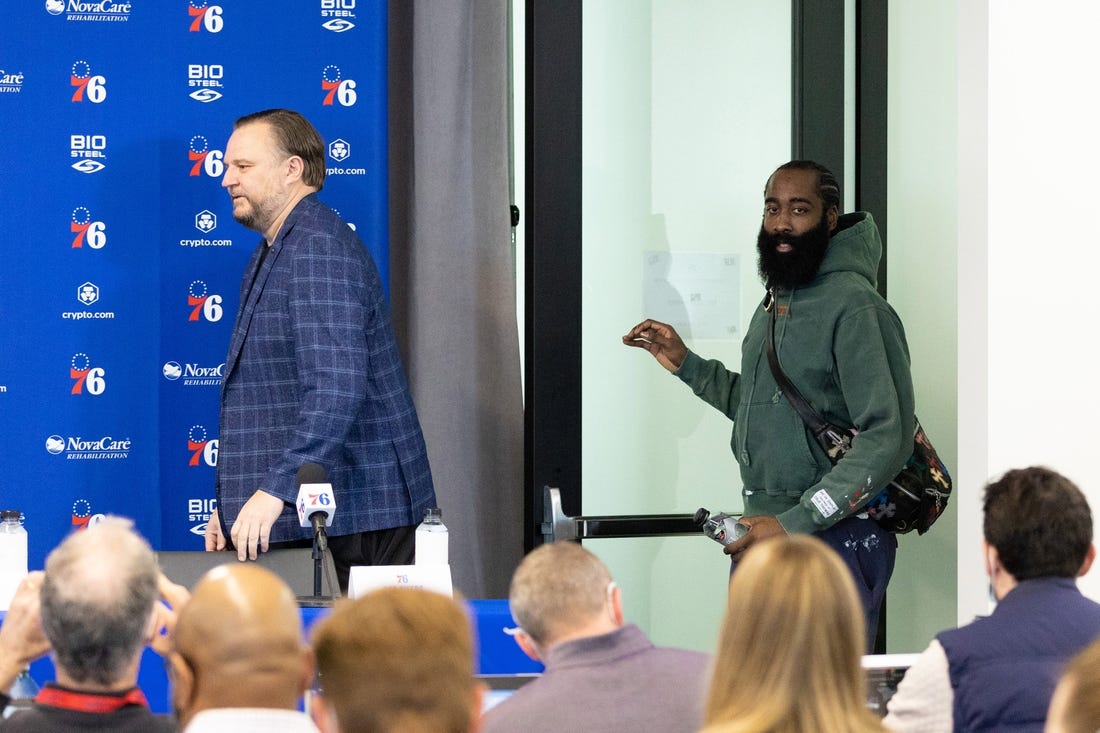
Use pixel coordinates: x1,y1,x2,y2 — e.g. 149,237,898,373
295,463,335,552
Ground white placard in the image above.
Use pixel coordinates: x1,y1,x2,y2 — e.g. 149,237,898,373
347,564,453,598
642,251,741,340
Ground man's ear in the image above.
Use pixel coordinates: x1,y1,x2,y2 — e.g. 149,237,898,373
285,155,304,183
827,206,839,233
469,682,488,732
513,632,542,662
983,540,1000,578
168,652,195,717
609,585,624,627
299,646,317,697
310,693,337,733
1079,544,1096,578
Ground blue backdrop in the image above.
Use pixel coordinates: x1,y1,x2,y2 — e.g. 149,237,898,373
0,0,388,570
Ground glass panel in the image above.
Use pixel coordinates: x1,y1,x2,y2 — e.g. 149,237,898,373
581,0,791,652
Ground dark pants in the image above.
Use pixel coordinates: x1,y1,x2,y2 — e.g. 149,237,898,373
271,524,416,594
815,515,897,652
728,514,896,652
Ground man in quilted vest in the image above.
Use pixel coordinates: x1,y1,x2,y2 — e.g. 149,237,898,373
884,466,1100,732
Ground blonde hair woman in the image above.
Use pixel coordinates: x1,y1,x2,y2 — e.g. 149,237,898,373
702,534,883,733
1046,636,1100,733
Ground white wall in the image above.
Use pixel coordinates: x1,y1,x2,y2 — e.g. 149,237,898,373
958,0,1100,625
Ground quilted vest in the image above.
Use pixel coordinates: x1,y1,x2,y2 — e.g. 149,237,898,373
938,577,1100,733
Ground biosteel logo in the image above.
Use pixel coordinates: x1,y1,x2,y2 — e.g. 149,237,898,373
188,1,224,32
188,425,218,467
71,133,106,173
71,206,106,249
187,63,223,103
187,497,218,536
320,0,356,32
70,60,106,103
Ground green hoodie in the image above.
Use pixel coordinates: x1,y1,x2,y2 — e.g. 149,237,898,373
675,212,915,534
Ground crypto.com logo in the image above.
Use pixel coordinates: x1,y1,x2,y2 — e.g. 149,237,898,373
188,425,218,467
70,352,106,395
188,1,224,33
77,281,100,306
321,65,357,107
70,60,106,103
188,280,224,322
195,210,216,233
188,135,225,177
328,138,350,162
321,0,356,32
71,207,106,249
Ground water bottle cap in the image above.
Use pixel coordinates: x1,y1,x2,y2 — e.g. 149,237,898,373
693,508,710,526
1,510,22,522
424,507,442,521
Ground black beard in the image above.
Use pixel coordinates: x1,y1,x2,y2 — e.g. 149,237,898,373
756,214,832,290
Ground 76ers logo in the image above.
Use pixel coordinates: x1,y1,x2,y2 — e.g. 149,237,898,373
321,65,357,106
71,207,106,249
188,280,224,322
71,499,106,530
70,60,106,103
189,135,225,177
188,2,224,33
188,425,218,467
70,352,106,395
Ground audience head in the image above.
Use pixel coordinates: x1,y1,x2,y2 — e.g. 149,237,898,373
703,535,882,733
983,466,1094,582
507,541,622,654
310,587,480,733
39,516,159,690
1046,636,1100,733
168,563,312,727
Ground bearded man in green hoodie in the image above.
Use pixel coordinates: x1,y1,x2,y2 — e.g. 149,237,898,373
624,160,914,651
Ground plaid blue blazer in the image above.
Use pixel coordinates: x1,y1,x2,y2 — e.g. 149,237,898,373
215,194,436,542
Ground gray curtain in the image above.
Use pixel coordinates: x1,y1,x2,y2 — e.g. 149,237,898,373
389,0,524,599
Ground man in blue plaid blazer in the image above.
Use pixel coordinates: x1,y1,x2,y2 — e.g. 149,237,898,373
206,109,436,589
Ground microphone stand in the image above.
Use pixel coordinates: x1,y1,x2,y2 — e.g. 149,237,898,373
300,516,337,607
312,535,323,598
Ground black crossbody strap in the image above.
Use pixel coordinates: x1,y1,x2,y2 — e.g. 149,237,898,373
764,289,851,462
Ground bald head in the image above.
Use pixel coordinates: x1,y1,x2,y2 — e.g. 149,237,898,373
170,564,311,725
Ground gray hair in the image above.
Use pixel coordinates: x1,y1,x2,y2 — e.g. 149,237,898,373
40,517,159,686
508,542,613,645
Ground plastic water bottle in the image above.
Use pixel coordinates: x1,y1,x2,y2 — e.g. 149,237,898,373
0,510,28,612
694,507,748,546
3,669,40,718
415,507,448,565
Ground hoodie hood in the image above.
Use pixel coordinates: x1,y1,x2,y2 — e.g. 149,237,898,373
814,211,881,288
